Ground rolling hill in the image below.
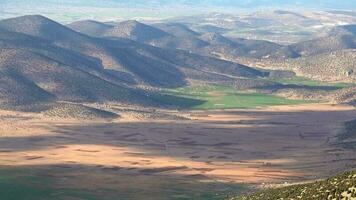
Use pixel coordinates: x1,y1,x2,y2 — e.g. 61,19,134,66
152,23,201,38
68,19,296,60
231,171,356,200
1,15,267,87
102,20,170,42
0,15,272,113
67,20,113,37
290,24,356,56
282,49,356,81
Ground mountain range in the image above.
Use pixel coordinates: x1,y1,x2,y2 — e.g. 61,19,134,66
4,0,356,9
0,15,267,112
0,13,355,114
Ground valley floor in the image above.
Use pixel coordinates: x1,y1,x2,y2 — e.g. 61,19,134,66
0,103,355,199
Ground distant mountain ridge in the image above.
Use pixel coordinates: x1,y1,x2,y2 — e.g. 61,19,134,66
0,15,267,112
4,0,356,10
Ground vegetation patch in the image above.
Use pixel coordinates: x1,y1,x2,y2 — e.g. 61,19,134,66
161,85,309,110
268,76,354,88
230,171,356,200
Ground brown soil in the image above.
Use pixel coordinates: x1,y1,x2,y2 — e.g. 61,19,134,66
0,103,355,184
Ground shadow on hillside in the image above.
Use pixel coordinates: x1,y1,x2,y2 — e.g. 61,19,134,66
150,93,207,109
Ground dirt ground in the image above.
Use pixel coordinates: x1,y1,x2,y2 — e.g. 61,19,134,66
0,103,355,186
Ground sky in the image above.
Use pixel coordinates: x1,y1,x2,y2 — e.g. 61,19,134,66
0,0,355,22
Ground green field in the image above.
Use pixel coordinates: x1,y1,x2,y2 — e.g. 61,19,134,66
268,76,354,88
157,85,309,110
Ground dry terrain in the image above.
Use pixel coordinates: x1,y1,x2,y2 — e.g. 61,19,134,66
0,104,355,196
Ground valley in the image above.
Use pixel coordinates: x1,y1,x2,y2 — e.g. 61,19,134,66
0,103,355,199
0,5,355,200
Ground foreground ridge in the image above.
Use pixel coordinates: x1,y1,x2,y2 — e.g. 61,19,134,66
231,171,356,200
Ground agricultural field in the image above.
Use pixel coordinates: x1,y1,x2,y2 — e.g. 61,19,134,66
160,85,309,110
268,76,355,88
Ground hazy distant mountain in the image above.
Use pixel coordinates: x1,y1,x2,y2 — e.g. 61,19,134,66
152,23,200,38
102,20,170,42
5,0,355,10
0,15,267,111
69,18,297,60
67,20,112,37
291,24,356,56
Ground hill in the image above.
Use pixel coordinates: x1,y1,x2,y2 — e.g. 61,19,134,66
102,20,170,42
67,20,112,37
290,24,356,56
332,86,356,105
287,49,356,81
42,102,119,119
0,47,148,110
231,171,356,200
68,19,297,60
0,15,267,88
0,14,273,114
153,23,200,38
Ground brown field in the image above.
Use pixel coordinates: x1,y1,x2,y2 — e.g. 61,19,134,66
0,103,355,198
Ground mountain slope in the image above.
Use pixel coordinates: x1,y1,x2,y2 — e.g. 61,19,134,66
0,15,267,88
102,20,170,42
153,23,200,38
290,24,356,56
67,20,112,37
0,48,144,104
287,49,356,81
232,171,356,200
68,19,296,60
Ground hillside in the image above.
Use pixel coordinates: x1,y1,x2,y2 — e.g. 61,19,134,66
288,49,356,81
0,14,278,114
290,24,356,56
0,15,269,88
0,48,149,109
42,102,119,119
67,20,112,37
152,23,201,38
102,20,170,42
231,171,356,200
68,19,297,60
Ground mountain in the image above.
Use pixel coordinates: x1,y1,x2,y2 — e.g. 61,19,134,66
1,15,267,87
0,44,147,111
0,14,269,112
153,23,200,38
102,20,170,42
286,49,356,81
0,15,127,73
290,24,356,56
3,1,356,12
67,20,112,37
68,18,306,61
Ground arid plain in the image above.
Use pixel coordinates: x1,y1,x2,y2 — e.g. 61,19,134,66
1,103,355,199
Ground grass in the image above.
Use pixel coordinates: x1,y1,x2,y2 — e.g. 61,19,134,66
159,85,309,110
268,76,355,88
